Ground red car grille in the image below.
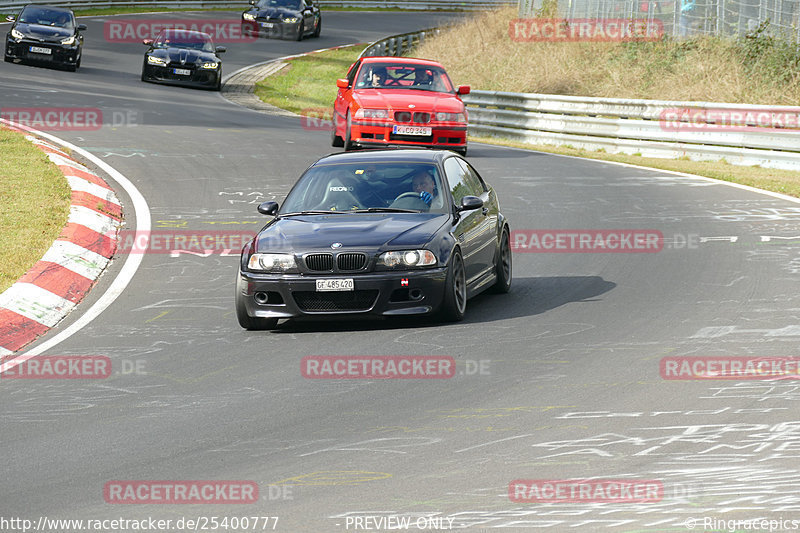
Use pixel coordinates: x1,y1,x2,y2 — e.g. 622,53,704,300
393,111,431,123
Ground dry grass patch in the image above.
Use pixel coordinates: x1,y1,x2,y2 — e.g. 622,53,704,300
0,128,71,294
417,7,800,104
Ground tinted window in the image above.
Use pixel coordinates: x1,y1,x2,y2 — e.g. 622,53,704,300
354,63,454,93
155,30,214,52
19,6,74,28
281,162,447,214
456,158,487,194
444,157,482,201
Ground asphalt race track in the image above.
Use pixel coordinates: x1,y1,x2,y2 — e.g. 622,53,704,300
2,10,800,532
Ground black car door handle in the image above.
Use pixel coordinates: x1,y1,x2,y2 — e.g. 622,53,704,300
482,207,489,215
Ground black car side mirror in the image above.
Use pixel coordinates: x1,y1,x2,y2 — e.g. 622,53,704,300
215,46,227,54
77,23,87,31
142,38,153,45
257,201,279,216
6,15,15,22
457,196,483,212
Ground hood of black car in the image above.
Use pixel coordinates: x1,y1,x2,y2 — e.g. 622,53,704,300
149,48,217,64
255,7,299,18
256,213,448,252
14,23,72,42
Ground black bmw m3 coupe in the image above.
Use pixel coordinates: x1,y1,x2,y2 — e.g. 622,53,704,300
236,149,512,330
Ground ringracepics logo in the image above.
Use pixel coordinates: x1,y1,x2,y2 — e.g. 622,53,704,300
509,18,663,42
1,107,101,131
511,230,663,253
660,356,800,380
103,481,258,504
301,108,334,131
660,107,800,131
509,479,663,503
104,19,257,43
301,356,456,379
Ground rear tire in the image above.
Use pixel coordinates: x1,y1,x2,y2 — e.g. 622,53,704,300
490,226,512,294
439,249,467,322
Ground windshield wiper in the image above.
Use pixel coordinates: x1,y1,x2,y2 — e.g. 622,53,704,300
278,210,351,217
352,208,420,213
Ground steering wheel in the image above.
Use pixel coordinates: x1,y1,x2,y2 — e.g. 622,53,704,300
393,191,422,202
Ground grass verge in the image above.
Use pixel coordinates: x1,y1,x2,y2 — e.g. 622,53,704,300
0,128,71,294
253,44,363,117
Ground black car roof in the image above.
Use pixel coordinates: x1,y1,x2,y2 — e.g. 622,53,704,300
311,149,455,167
22,4,73,13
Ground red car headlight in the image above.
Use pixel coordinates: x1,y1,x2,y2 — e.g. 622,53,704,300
355,109,390,119
434,112,466,122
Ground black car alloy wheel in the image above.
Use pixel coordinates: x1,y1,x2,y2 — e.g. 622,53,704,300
491,226,512,293
440,249,466,321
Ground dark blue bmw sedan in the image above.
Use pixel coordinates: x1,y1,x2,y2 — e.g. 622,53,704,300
235,149,511,330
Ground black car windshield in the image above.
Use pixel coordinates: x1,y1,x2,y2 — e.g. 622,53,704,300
281,162,448,214
153,30,214,52
18,6,74,29
355,63,455,93
256,0,302,9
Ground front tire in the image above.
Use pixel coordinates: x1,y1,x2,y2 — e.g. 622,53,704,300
331,111,344,147
490,226,512,293
439,249,467,322
296,21,304,41
344,111,355,151
313,18,321,37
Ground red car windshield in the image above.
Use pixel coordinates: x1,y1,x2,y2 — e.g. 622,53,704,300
355,63,454,93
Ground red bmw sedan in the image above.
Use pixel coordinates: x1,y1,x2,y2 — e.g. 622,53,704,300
331,56,470,156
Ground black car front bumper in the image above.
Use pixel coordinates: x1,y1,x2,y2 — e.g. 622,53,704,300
5,37,80,67
142,63,220,89
241,20,302,40
238,267,448,321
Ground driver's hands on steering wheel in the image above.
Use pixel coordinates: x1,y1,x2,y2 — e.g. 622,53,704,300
419,191,433,206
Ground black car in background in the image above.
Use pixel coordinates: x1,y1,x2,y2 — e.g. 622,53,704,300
4,4,86,71
241,0,321,41
235,149,512,330
141,29,225,91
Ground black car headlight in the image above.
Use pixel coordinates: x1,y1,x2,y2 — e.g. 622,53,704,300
242,12,256,21
201,61,219,70
147,56,167,66
283,16,299,23
248,253,298,273
378,250,437,268
60,35,76,45
11,28,24,41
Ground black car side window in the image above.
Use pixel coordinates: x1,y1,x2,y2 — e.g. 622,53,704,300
444,157,481,202
456,158,487,194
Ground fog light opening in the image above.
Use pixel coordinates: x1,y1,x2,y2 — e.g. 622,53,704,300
254,291,269,304
409,289,423,300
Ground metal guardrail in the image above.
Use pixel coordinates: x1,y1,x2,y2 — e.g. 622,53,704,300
359,26,440,57
0,0,513,12
462,90,800,171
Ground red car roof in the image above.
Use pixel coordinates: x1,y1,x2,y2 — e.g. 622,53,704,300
360,56,445,68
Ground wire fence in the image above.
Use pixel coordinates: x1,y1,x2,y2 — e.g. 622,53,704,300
518,0,800,40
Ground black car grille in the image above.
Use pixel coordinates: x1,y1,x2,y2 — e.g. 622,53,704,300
293,290,379,312
304,253,367,272
305,253,333,271
337,253,367,271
